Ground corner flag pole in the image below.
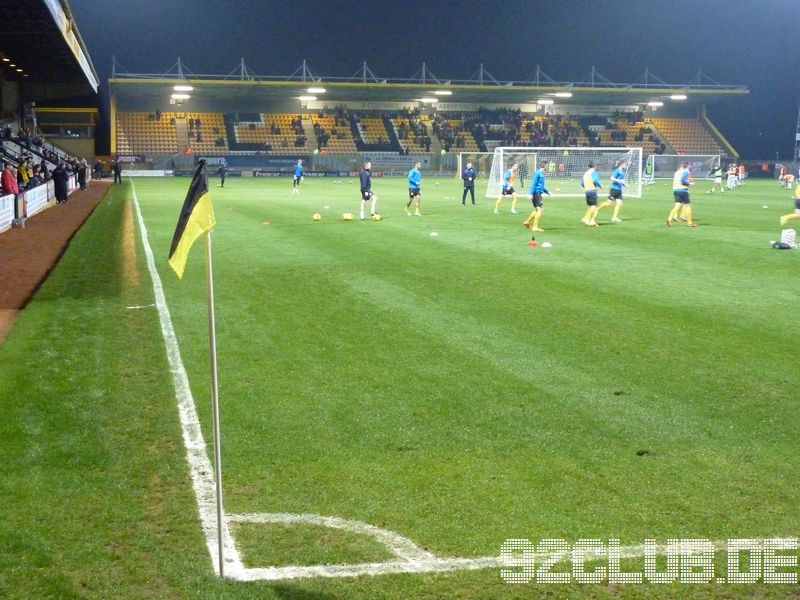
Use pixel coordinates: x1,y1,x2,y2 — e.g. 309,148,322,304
205,229,225,577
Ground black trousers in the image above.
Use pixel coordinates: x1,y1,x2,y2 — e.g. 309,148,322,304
462,185,475,204
114,172,122,184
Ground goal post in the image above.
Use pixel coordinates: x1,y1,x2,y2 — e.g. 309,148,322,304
644,154,721,183
486,147,643,198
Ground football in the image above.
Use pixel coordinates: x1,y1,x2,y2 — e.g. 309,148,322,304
371,213,381,221
312,213,321,221
342,213,354,221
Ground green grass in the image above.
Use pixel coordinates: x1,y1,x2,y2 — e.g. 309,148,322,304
1,175,799,598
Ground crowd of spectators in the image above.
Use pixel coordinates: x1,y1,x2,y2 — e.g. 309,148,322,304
430,114,469,151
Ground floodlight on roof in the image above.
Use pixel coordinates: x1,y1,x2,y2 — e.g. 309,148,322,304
298,95,317,101
647,101,664,107
419,97,438,103
174,85,194,92
554,92,573,98
433,90,452,96
171,93,191,100
307,87,326,93
670,94,687,100
537,99,554,105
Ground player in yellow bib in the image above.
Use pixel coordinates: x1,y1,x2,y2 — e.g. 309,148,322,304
779,181,800,227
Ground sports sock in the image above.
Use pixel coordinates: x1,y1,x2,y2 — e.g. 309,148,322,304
371,198,377,215
597,199,612,212
583,207,594,222
532,211,542,228
494,197,502,212
612,203,622,219
523,209,537,226
682,205,693,225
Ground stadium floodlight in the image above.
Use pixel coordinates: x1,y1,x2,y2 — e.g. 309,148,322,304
307,87,326,93
647,101,664,107
433,90,452,96
9,63,15,68
670,94,687,100
173,85,194,92
537,99,554,105
298,95,317,101
1,57,9,62
554,92,573,98
15,68,22,73
419,98,438,103
171,93,191,100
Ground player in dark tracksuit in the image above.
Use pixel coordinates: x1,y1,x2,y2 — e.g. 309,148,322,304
462,162,477,205
217,158,228,188
359,160,378,220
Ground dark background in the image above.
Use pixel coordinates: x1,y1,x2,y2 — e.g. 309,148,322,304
69,0,800,159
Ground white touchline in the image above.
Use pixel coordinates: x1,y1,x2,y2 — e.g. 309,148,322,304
132,179,724,583
131,180,243,577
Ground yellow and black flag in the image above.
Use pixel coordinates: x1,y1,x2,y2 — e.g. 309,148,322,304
168,160,216,278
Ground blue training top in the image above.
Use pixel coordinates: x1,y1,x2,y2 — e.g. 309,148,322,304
408,167,421,189
610,167,626,191
529,169,549,194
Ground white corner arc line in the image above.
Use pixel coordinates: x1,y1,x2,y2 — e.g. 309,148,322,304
131,180,243,576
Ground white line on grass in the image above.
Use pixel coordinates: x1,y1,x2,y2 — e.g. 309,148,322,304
131,179,722,582
131,181,243,576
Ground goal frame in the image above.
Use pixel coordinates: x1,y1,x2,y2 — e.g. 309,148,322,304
486,146,643,198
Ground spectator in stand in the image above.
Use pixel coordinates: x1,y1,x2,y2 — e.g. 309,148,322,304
52,162,69,203
17,159,29,188
2,162,19,198
28,165,44,189
77,159,88,190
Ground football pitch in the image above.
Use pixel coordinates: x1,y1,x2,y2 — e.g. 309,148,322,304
2,175,799,598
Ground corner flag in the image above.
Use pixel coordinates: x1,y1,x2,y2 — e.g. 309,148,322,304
168,160,216,278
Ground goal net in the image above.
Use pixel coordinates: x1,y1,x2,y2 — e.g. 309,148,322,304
644,154,720,183
486,147,643,198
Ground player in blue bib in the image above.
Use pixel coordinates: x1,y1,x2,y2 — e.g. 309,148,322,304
596,160,627,223
405,161,422,216
292,159,304,193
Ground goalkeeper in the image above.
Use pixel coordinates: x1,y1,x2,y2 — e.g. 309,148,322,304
522,161,550,232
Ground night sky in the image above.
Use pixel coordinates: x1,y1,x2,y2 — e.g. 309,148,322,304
69,0,800,159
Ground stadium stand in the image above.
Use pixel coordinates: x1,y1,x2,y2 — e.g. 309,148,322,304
113,109,732,163
232,113,315,154
116,112,178,155
392,116,432,153
357,116,390,145
310,114,358,153
649,118,725,155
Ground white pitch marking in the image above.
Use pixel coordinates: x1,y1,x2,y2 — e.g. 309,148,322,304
228,512,436,562
125,303,156,310
131,180,243,577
